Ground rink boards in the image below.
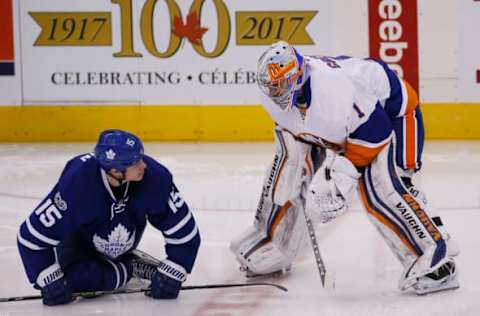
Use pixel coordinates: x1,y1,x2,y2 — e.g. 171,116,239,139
1,103,480,141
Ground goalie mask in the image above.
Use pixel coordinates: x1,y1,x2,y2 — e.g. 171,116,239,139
257,41,307,111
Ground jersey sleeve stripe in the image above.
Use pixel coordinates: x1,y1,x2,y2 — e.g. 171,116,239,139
163,212,192,236
26,217,60,246
168,198,178,213
17,230,45,250
164,225,198,245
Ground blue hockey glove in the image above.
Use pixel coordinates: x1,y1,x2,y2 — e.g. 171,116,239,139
146,260,187,299
36,264,74,306
40,277,73,306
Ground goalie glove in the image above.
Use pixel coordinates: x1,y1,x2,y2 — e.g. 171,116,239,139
306,151,360,223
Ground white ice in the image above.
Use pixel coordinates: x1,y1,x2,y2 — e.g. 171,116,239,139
1,141,479,316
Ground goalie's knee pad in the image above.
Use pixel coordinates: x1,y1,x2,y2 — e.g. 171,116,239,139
358,142,458,275
229,202,307,275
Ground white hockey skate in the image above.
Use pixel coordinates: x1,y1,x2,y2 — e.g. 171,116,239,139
413,261,459,295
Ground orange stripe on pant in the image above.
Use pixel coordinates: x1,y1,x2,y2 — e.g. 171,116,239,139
402,80,419,170
358,180,419,257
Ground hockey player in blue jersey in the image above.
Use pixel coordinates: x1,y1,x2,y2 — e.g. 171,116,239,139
17,129,200,305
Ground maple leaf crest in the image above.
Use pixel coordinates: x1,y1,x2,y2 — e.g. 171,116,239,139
93,223,135,259
172,11,208,45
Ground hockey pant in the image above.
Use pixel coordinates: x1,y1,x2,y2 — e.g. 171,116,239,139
230,128,325,275
357,140,456,287
378,58,424,172
56,236,133,292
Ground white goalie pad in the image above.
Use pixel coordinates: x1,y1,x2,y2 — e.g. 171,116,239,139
230,128,325,275
254,128,317,230
357,142,458,290
229,201,307,275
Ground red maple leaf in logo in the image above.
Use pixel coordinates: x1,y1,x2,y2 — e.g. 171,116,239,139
172,11,208,45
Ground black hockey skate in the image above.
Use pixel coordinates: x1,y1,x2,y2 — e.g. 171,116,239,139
126,249,160,281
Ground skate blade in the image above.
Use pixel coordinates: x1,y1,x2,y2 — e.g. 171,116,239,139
415,283,460,296
245,267,291,280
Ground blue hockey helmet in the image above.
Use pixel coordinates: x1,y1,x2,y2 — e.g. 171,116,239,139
94,129,144,172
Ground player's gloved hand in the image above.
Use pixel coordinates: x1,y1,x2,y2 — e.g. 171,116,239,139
145,259,187,299
39,277,74,306
36,263,74,306
306,151,360,223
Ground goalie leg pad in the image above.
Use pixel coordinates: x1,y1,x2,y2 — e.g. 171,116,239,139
266,128,314,207
358,142,458,290
230,202,307,275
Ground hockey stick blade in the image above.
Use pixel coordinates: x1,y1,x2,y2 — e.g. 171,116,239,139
183,282,287,292
0,282,287,303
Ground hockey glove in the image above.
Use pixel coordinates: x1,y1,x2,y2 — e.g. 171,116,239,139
36,264,73,306
146,259,187,299
306,152,360,223
40,277,73,306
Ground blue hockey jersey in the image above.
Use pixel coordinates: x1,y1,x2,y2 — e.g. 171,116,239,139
17,153,200,285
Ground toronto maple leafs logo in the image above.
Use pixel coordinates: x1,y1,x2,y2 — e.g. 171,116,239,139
93,223,135,259
106,149,116,160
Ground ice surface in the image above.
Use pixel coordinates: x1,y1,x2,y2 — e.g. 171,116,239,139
1,141,479,315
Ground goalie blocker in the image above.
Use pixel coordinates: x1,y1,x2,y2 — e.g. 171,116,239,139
231,128,459,295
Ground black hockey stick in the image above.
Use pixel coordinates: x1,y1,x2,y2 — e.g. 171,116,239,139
0,282,287,303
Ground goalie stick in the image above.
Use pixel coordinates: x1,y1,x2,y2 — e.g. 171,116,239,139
299,190,334,289
0,282,288,303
